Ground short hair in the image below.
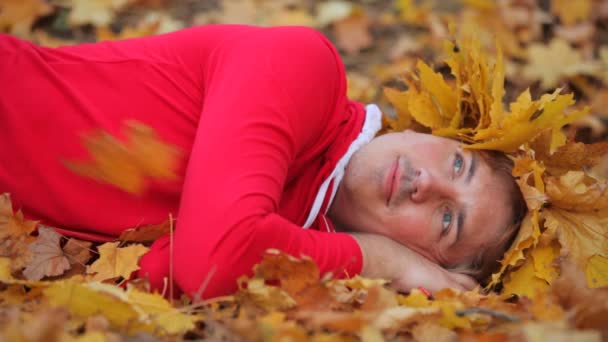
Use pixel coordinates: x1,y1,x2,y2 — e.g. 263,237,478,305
449,150,528,284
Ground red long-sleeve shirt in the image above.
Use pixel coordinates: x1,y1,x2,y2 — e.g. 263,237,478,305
0,25,378,298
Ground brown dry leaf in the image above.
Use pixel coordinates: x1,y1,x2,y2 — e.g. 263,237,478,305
22,226,70,281
87,242,149,281
522,39,599,89
552,261,608,338
117,219,171,242
63,238,92,267
0,0,53,38
252,249,331,309
533,140,608,174
333,11,372,55
64,120,181,195
0,239,31,273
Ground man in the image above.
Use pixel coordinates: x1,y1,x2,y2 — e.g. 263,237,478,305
0,25,526,299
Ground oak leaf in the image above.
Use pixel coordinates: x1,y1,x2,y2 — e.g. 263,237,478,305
22,226,70,281
87,242,149,281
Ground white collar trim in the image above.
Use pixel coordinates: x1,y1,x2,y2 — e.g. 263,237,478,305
302,104,382,228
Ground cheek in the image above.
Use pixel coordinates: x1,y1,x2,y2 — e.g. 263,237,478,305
383,209,434,245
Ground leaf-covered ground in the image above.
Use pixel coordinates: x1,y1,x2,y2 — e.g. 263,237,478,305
1,0,608,341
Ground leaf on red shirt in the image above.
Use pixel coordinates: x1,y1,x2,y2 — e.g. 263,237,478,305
64,120,182,195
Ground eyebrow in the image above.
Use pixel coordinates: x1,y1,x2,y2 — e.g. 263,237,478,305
455,152,477,245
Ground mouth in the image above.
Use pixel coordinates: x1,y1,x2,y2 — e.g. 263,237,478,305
385,157,400,205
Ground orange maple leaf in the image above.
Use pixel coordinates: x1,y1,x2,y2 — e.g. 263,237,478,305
64,120,181,195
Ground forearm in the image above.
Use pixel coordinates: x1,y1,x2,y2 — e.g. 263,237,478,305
350,232,477,292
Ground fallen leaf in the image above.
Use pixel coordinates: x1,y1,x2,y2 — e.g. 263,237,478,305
551,0,592,26
522,39,599,89
585,255,608,289
0,193,38,241
316,0,353,27
545,171,608,212
127,287,197,335
63,238,93,267
544,208,608,287
0,0,53,37
502,249,550,298
87,242,149,281
23,226,71,281
67,0,136,27
117,219,171,242
333,11,372,55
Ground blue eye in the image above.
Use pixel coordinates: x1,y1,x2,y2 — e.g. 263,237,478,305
453,154,463,174
442,209,452,234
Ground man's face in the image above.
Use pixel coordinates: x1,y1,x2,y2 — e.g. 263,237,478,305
330,130,512,268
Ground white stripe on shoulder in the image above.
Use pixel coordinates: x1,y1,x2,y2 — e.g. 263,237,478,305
302,104,382,228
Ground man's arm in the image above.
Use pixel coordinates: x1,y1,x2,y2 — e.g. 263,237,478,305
139,27,365,299
352,233,477,292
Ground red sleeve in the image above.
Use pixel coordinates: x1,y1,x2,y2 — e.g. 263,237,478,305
138,27,363,299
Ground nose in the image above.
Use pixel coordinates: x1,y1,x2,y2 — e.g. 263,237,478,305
410,168,451,203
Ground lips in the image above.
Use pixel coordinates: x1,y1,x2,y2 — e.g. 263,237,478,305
385,158,400,204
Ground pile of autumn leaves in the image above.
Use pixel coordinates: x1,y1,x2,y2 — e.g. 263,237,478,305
2,39,608,342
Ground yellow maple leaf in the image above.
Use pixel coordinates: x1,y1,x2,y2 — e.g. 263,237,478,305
502,248,550,298
127,288,197,335
522,39,599,89
551,0,592,26
44,279,141,329
544,208,608,286
64,120,181,195
87,242,149,281
488,210,541,287
585,255,608,289
545,171,608,212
